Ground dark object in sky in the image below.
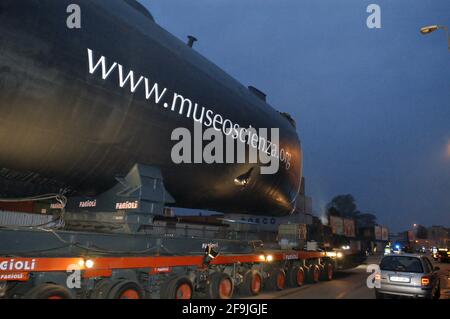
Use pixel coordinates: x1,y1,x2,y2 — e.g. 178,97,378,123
187,35,198,48
0,0,302,216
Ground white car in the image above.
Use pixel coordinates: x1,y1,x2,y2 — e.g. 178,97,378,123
375,253,440,299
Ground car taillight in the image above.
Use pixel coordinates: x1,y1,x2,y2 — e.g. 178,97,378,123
421,276,430,286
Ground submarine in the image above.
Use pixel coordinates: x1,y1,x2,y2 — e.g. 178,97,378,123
0,0,302,216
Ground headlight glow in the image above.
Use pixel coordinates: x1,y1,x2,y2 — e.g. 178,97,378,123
85,259,95,269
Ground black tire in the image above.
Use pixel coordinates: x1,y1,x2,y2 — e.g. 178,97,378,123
107,280,144,299
306,265,320,284
266,268,286,291
207,272,234,299
320,263,334,281
160,276,193,299
241,270,263,296
91,279,114,299
24,283,73,299
287,266,305,287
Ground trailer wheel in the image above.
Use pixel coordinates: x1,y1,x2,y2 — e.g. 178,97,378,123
321,263,334,281
161,276,193,299
92,279,114,299
318,264,325,273
241,270,262,296
287,266,305,287
306,265,320,284
107,280,144,299
267,268,286,291
24,283,73,299
207,272,234,299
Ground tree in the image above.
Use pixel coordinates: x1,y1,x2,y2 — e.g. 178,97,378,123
327,207,341,217
326,194,378,229
356,213,377,228
326,194,357,218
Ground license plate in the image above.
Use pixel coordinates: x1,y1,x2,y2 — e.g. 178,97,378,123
390,276,410,283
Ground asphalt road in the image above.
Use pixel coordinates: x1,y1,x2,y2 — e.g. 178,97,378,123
245,257,450,299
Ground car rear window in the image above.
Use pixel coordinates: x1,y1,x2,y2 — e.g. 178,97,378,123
380,256,424,273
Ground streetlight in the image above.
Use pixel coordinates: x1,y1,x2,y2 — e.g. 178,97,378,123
419,25,450,50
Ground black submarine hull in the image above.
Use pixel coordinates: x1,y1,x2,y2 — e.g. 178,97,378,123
0,0,302,216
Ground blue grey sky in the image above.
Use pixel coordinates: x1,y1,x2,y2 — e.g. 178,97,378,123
141,0,450,232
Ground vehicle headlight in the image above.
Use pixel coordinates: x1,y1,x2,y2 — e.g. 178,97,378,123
85,259,95,269
78,258,95,269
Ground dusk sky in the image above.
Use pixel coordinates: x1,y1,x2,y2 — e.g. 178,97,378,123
142,0,450,232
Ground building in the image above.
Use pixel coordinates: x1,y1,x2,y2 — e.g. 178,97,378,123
427,225,449,248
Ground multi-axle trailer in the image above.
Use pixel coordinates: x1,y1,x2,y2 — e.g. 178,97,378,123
0,238,335,299
0,165,338,299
